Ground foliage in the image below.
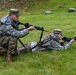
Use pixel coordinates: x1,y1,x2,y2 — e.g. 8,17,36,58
0,0,76,14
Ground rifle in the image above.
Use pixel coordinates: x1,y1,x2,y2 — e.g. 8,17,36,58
13,21,48,50
62,37,76,42
18,22,48,49
18,22,48,32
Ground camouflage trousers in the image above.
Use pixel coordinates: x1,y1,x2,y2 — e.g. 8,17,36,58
0,35,17,55
17,43,31,54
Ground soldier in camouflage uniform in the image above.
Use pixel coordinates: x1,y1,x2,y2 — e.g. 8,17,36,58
17,29,75,52
0,9,36,62
31,29,75,51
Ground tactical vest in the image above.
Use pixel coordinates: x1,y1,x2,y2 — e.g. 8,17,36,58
38,35,52,46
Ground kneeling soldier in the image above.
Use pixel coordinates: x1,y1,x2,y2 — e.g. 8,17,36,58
0,8,36,62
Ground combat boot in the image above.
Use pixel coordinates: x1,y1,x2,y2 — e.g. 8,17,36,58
6,53,12,62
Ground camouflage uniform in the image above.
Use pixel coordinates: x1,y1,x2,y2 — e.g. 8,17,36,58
0,15,29,55
30,29,71,51
31,34,71,51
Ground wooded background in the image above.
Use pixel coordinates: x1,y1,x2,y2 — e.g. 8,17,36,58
0,0,49,10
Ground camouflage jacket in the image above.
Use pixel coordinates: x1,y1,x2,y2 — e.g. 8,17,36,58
0,15,29,38
31,33,71,51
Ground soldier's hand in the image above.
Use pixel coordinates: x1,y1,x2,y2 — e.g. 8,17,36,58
28,26,36,31
69,39,75,44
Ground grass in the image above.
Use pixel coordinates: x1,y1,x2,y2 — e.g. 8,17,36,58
0,10,76,75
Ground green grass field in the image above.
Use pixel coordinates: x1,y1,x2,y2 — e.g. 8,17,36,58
0,11,76,75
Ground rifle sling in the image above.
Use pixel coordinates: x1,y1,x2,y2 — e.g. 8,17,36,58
12,21,27,51
32,27,44,49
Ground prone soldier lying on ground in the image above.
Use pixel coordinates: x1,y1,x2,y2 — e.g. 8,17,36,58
17,29,76,53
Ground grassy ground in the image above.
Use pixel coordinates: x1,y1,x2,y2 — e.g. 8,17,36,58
0,11,76,75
